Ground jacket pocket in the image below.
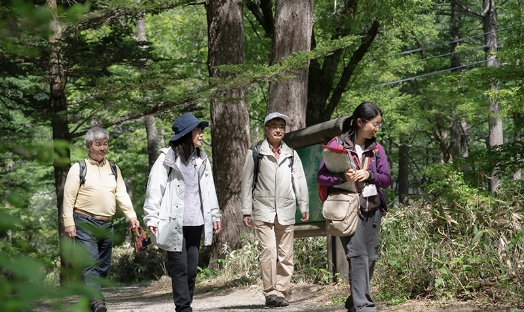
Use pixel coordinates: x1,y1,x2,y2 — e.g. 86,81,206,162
152,210,174,250
152,218,170,249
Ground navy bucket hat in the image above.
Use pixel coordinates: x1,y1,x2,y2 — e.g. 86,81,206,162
169,113,209,143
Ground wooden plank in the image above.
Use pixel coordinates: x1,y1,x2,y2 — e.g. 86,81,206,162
293,220,326,238
283,116,351,149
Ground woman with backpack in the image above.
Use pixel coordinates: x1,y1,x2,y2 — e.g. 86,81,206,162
317,102,392,312
143,113,222,312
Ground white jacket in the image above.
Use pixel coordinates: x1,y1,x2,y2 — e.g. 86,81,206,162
143,147,221,252
240,140,309,225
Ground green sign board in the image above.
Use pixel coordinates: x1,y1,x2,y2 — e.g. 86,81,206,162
295,144,324,223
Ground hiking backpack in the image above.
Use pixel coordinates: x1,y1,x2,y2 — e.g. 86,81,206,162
78,159,118,187
251,142,294,193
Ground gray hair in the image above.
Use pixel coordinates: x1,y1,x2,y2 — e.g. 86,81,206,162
85,127,109,145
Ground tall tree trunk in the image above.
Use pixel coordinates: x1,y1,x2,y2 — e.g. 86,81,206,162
514,112,522,180
483,0,502,192
206,0,249,265
449,1,468,167
134,0,160,170
450,0,462,71
457,0,501,192
306,19,379,126
398,143,410,204
47,0,72,284
267,0,313,130
450,117,469,161
144,116,160,169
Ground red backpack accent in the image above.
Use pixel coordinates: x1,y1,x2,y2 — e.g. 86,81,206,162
318,184,329,203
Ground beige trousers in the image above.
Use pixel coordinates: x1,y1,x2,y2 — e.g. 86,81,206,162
254,217,294,298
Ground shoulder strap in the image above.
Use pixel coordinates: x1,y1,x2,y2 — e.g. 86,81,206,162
251,143,263,193
373,143,380,166
252,143,294,192
79,159,118,187
360,144,381,170
108,161,118,181
78,159,87,187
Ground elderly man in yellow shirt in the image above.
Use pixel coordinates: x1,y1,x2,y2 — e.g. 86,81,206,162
62,127,139,312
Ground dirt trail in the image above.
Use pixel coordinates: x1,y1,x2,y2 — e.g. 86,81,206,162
35,279,516,311
100,279,512,312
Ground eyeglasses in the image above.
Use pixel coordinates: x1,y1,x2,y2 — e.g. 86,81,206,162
267,125,286,131
363,119,382,129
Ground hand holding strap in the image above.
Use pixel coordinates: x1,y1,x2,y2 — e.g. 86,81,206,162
128,225,149,253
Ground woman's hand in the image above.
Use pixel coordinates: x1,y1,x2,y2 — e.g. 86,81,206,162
149,226,157,235
344,169,370,182
213,221,222,234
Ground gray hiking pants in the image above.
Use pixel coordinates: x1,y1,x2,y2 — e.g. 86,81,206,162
341,208,382,312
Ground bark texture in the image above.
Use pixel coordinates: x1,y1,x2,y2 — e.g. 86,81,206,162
267,0,314,130
47,0,72,284
206,0,249,264
483,0,502,192
450,0,462,70
135,0,161,170
398,143,410,204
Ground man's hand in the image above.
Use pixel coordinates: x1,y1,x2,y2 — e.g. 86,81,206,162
64,225,76,238
129,217,140,228
243,215,252,228
301,212,309,222
213,221,222,234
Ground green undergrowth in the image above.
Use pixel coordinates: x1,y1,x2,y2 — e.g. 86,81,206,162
376,167,524,307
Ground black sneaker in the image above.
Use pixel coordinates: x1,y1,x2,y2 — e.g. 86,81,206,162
265,294,278,308
91,300,107,312
276,297,289,307
344,295,355,312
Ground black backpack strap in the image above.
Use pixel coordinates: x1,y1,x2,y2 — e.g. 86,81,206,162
79,159,118,187
251,144,263,194
288,148,294,169
108,161,118,181
78,159,87,187
252,143,294,194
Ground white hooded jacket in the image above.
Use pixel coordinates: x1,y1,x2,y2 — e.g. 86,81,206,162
143,147,221,252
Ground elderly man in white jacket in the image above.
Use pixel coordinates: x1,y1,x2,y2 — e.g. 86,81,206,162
241,112,309,308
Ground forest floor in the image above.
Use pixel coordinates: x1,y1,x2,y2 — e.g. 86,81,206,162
36,276,522,311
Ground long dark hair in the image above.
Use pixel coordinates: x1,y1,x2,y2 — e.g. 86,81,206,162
169,127,201,162
347,101,383,136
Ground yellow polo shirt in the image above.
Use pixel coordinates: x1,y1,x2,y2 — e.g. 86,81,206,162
62,157,137,227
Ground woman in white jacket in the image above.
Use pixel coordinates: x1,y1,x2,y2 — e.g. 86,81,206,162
143,113,221,312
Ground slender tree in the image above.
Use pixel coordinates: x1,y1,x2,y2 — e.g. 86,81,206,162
456,0,502,191
448,0,469,163
205,0,250,263
46,0,73,283
134,0,161,170
266,0,313,130
306,1,380,126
